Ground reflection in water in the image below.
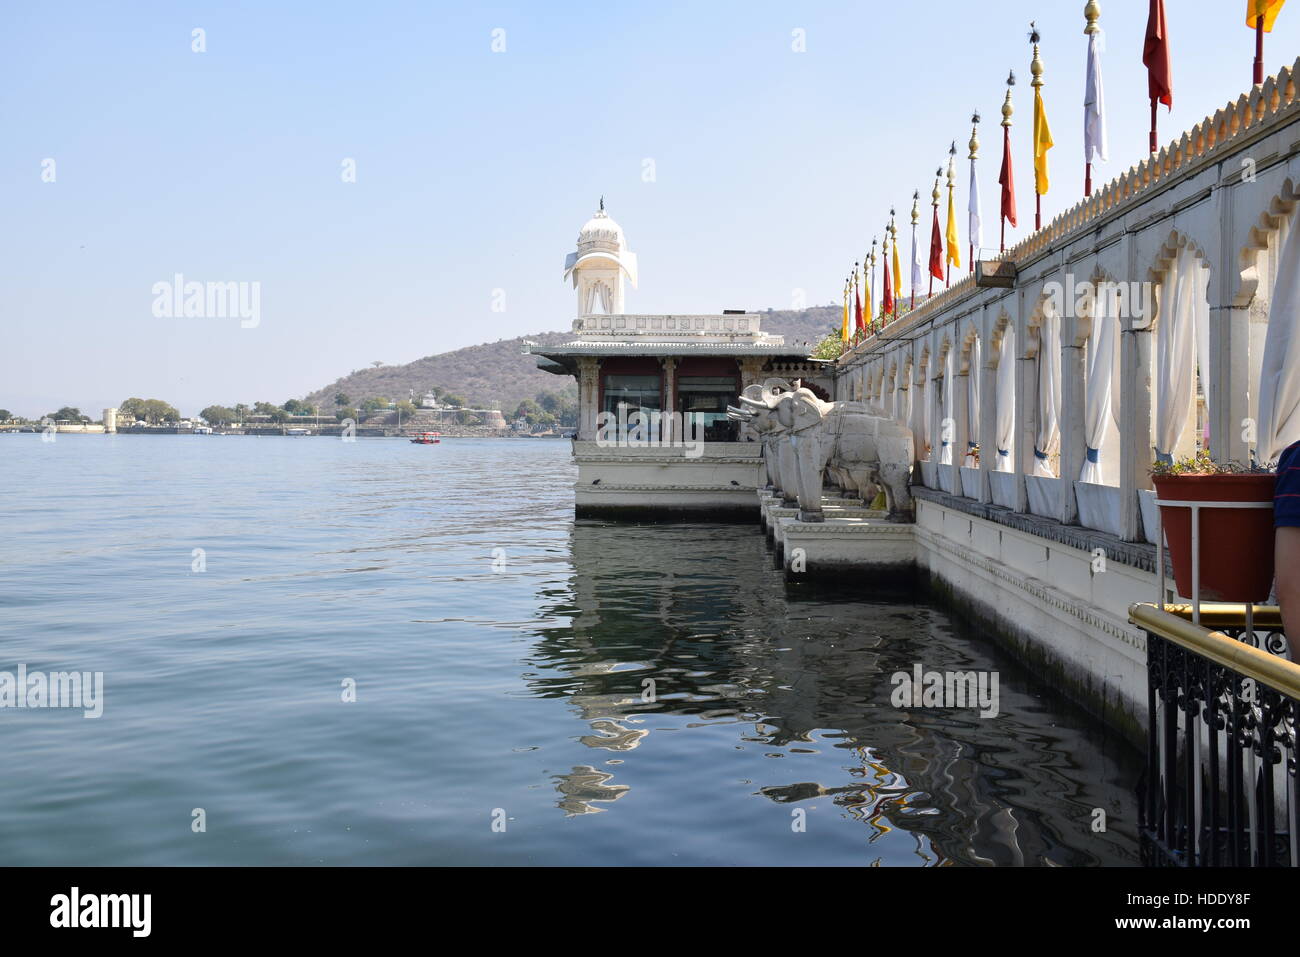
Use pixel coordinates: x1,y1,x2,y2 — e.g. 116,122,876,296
527,520,1141,865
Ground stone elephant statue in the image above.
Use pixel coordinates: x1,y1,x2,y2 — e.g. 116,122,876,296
728,380,794,503
739,383,915,522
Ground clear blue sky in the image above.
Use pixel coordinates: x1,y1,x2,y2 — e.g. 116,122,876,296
3,0,1295,417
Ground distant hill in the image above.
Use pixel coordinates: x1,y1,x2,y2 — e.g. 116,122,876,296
303,306,840,414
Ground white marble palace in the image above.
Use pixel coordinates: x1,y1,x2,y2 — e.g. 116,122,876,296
531,202,831,519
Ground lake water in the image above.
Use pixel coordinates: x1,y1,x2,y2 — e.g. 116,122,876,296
0,435,1140,865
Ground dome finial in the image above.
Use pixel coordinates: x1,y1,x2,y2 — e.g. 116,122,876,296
599,195,605,213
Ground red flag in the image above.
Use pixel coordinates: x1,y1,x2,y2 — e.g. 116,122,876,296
1144,0,1173,110
929,208,944,281
999,126,1017,228
882,253,894,318
854,286,864,333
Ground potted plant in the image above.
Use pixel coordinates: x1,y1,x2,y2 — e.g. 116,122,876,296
1150,451,1276,602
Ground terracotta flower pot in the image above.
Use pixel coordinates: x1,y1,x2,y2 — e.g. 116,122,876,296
1152,473,1276,602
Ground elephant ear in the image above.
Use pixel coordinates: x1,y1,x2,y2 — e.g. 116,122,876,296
741,384,765,401
762,377,793,398
792,393,827,430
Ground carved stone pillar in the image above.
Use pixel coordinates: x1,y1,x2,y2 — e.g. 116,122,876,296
660,357,677,443
1119,325,1154,541
1014,353,1035,513
978,353,997,504
738,356,765,392
1058,342,1086,525
577,356,600,441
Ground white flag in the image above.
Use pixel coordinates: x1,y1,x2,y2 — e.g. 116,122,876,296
910,222,922,295
1084,32,1108,164
968,158,983,255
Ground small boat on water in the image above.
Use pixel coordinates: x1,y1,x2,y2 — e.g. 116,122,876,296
285,427,311,436
410,432,441,445
193,426,213,435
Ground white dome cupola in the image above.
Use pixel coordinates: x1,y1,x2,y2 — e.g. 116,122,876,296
563,198,638,317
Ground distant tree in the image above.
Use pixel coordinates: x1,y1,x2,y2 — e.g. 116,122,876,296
0,410,11,422
119,397,146,420
514,399,541,422
333,392,350,407
282,399,312,416
200,405,235,426
47,406,87,423
441,393,465,408
252,401,281,418
395,400,417,417
233,404,250,422
140,399,180,424
335,406,358,423
371,361,384,369
360,397,390,413
809,332,845,361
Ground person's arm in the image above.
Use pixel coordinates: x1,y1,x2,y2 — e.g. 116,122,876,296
1276,527,1300,661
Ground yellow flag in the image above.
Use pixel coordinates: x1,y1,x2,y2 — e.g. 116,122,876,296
863,268,872,325
891,237,902,305
841,283,850,343
1034,88,1053,195
945,189,961,269
1247,0,1285,30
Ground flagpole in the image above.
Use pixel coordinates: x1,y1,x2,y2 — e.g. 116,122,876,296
853,266,860,343
1255,12,1266,86
946,144,956,287
1144,0,1171,155
870,239,878,333
930,172,941,299
968,112,980,271
1085,1,1100,196
883,226,894,323
1001,73,1015,253
889,210,898,320
1030,24,1045,232
911,192,920,311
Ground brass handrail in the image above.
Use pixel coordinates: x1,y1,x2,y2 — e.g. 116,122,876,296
1130,602,1300,699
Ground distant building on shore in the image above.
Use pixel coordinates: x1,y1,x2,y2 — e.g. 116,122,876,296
529,203,828,519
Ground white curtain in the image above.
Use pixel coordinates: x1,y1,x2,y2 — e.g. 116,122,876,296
1153,246,1205,462
1080,291,1120,484
964,339,981,467
1259,213,1300,463
1033,309,1061,477
939,349,955,465
996,327,1016,472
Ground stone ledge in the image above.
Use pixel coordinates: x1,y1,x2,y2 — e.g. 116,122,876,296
911,486,1163,573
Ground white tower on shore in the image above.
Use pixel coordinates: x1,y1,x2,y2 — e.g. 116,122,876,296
563,199,638,318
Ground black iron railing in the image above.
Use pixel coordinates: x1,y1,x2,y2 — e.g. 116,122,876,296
1132,603,1299,867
